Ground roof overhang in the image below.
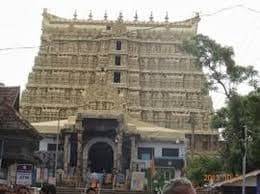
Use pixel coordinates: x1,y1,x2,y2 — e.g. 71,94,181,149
212,169,260,188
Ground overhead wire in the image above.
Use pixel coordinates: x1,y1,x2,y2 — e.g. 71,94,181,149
0,46,38,51
200,4,260,17
0,4,260,53
0,4,258,111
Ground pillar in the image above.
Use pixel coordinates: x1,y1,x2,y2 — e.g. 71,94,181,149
82,150,88,182
76,130,83,183
82,137,87,182
130,136,136,172
116,134,123,172
63,134,69,177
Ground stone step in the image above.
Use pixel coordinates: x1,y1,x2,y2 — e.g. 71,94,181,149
57,187,150,194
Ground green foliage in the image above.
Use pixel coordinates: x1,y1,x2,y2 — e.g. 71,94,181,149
181,34,259,98
145,168,169,191
214,89,260,173
181,34,260,177
211,107,228,128
243,89,260,171
186,155,223,186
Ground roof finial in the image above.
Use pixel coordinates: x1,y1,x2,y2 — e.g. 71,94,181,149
118,11,123,21
165,11,169,22
88,10,93,20
43,8,48,16
149,11,154,22
104,10,108,20
134,11,138,21
73,9,77,20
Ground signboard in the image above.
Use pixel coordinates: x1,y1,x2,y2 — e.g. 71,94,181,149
131,172,145,191
16,164,33,185
117,173,125,184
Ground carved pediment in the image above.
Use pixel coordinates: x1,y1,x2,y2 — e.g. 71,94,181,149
80,82,126,111
112,22,127,35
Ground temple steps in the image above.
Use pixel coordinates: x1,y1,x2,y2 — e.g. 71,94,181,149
56,186,150,194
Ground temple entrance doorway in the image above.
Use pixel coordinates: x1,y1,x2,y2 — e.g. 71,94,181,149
88,142,113,173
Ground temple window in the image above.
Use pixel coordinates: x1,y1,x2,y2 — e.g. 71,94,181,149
202,141,209,150
115,56,121,66
113,72,121,83
47,143,63,151
162,148,179,157
138,147,154,160
116,40,122,50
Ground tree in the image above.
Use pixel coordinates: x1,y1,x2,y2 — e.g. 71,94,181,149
186,155,223,186
181,34,260,174
245,89,260,171
181,34,259,98
220,94,248,174
212,89,260,174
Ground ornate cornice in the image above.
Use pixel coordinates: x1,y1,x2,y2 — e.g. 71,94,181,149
42,9,200,29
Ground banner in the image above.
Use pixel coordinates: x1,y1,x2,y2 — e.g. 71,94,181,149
16,164,32,185
131,172,145,191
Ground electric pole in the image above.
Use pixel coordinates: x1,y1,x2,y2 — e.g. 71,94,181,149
242,126,247,194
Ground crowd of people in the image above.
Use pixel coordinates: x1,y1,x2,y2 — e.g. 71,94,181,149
84,177,197,194
0,177,196,194
0,184,56,194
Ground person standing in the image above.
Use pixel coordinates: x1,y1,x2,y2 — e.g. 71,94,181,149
40,184,56,194
86,188,96,194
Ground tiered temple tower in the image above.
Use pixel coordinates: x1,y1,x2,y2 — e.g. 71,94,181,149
21,10,213,134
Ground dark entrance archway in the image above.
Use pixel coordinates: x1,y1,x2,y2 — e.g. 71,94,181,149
88,142,113,173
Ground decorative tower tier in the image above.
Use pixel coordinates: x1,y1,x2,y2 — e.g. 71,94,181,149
21,10,213,133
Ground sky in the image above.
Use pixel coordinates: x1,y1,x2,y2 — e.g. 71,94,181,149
0,0,259,110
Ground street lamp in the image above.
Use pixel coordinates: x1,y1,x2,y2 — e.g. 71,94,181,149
54,110,62,180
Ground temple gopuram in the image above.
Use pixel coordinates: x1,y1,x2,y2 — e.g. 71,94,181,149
20,10,218,188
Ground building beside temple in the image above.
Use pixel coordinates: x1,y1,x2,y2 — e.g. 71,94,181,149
20,9,219,187
32,113,186,187
0,85,41,185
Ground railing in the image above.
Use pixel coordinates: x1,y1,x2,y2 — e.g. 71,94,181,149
154,156,184,160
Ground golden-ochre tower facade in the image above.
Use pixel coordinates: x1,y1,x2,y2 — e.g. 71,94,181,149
21,10,213,134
